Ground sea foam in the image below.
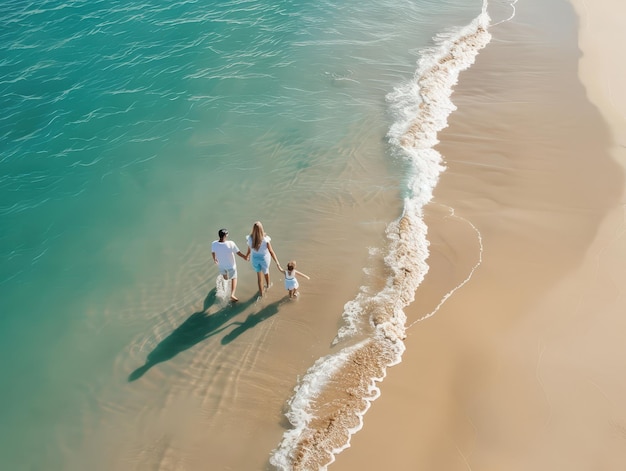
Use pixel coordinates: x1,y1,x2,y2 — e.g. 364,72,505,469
270,3,492,470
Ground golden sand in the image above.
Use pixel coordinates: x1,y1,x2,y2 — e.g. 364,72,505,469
332,0,626,469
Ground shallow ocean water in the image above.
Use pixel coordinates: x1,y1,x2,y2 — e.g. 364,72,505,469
0,0,507,468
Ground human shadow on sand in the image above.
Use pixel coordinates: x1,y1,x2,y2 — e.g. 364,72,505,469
128,289,255,382
220,298,288,345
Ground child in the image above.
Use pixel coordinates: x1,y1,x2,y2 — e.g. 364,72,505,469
277,260,310,298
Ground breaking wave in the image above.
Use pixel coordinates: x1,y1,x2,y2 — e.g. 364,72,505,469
270,3,492,470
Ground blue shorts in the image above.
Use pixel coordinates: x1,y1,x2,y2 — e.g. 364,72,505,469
251,253,271,274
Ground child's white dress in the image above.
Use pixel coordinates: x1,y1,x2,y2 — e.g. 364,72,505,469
284,270,298,290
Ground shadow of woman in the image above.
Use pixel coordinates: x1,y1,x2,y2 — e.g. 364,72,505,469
220,298,288,345
128,289,255,382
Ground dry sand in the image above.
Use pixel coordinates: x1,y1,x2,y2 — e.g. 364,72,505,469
333,0,626,470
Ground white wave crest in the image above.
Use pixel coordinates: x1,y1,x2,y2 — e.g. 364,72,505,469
270,5,492,470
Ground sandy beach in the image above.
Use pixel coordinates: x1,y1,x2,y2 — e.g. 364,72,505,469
333,0,626,469
4,0,625,469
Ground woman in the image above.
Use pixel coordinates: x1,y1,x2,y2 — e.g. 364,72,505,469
245,221,281,297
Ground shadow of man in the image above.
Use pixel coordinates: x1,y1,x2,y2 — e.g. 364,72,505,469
128,289,254,382
220,298,288,345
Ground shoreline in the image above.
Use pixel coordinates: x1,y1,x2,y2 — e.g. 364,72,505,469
332,0,626,469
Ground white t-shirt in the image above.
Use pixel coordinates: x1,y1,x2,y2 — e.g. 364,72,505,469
211,240,240,269
246,234,271,257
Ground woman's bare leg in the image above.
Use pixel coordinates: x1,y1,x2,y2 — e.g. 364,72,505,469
264,273,271,290
256,272,264,297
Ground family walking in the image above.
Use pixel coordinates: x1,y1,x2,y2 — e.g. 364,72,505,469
211,221,309,302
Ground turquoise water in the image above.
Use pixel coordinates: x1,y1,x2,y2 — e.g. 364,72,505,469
1,0,488,469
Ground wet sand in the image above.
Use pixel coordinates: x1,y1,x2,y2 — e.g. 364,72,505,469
333,0,626,469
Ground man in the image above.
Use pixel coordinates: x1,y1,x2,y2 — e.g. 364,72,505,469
211,228,247,302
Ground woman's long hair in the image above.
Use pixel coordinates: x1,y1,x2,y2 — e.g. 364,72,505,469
250,221,265,251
